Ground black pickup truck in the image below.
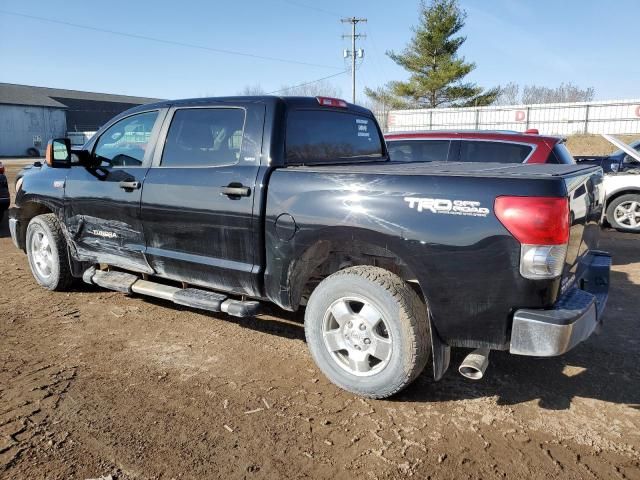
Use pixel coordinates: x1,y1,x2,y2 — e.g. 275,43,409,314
9,96,611,398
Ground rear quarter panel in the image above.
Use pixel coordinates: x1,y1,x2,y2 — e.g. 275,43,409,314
264,167,567,349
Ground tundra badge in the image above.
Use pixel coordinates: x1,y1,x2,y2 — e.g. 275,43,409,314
91,230,118,239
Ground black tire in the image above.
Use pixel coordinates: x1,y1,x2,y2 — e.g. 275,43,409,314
304,266,430,399
25,214,74,291
606,194,640,233
26,147,39,157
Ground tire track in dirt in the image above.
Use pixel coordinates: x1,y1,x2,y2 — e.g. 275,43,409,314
0,362,76,472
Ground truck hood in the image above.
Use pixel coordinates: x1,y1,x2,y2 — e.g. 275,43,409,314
603,134,640,163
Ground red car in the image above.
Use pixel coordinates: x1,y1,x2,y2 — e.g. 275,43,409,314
385,130,575,164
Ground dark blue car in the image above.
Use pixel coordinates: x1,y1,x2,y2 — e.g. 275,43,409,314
575,139,640,173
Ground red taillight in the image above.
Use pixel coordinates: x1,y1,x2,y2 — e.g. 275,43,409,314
494,196,569,245
0,162,4,174
524,128,539,134
316,96,348,108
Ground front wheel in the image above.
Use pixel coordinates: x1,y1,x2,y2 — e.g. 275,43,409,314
304,266,430,399
606,194,640,233
26,214,74,291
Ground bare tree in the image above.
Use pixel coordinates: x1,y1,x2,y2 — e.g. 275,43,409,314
493,82,520,105
238,84,266,96
361,87,399,132
521,82,595,104
494,82,595,105
276,79,342,97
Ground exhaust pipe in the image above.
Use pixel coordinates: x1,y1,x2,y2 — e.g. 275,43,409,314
458,348,490,380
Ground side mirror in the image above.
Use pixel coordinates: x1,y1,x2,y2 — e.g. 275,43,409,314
45,138,72,168
70,147,91,166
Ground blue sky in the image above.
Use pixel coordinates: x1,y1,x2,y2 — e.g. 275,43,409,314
0,0,638,102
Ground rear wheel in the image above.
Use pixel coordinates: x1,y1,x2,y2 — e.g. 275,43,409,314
606,194,640,232
26,214,74,291
304,266,430,399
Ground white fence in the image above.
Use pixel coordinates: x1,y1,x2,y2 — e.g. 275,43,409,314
382,99,640,135
67,131,96,146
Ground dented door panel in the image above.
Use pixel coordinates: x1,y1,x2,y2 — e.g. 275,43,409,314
64,165,152,272
63,109,166,273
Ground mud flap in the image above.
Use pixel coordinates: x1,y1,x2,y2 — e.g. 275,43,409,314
429,320,451,381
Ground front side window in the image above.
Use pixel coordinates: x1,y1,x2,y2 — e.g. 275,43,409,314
161,108,245,167
286,110,384,164
94,111,158,167
388,140,450,162
459,141,532,164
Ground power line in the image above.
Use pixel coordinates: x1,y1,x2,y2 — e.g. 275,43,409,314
281,0,344,17
267,70,349,94
364,27,392,82
0,9,342,70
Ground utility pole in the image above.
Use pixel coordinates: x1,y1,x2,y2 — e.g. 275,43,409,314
341,17,366,104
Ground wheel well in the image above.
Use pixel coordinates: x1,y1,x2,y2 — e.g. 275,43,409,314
292,239,424,308
15,202,54,250
606,189,640,211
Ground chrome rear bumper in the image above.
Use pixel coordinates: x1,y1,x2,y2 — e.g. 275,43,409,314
509,251,611,357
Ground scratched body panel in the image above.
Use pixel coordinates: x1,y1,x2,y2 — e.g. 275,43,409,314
263,163,604,349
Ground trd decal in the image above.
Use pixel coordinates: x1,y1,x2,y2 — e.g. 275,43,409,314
404,197,490,217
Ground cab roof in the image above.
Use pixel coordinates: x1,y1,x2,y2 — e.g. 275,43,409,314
123,95,373,116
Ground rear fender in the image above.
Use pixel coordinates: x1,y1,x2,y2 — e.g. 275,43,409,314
273,229,449,380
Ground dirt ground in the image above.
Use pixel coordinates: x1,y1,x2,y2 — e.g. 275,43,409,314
565,134,640,156
1,159,639,480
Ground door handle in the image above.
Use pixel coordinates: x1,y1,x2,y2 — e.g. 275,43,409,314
221,185,251,198
119,180,140,190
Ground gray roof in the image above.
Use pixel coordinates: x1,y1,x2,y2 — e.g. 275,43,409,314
0,83,160,108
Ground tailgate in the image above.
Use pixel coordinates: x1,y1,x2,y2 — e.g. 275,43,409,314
562,167,605,292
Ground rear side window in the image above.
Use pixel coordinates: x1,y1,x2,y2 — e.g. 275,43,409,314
459,141,532,164
162,108,245,167
547,143,576,164
388,140,450,162
286,110,384,164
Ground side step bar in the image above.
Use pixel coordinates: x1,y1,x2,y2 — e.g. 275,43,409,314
83,267,260,318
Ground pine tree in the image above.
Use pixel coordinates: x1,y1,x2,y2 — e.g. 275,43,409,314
366,0,498,108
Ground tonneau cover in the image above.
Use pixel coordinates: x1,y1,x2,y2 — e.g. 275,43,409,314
286,161,600,179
